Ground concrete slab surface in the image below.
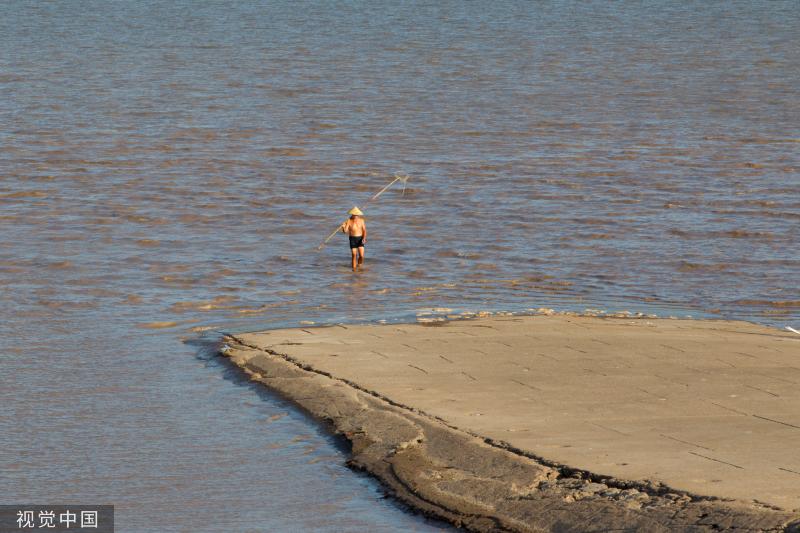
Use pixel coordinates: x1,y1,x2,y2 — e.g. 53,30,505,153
237,315,800,510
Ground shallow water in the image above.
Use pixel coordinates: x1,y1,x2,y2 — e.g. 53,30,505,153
1,1,798,531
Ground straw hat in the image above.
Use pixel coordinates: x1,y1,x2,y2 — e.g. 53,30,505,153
348,206,364,216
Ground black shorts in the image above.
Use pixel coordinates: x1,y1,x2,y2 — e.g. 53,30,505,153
349,235,364,249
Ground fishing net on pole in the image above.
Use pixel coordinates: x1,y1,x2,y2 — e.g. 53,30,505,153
317,172,412,250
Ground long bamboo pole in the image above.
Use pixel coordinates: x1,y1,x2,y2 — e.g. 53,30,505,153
317,173,409,250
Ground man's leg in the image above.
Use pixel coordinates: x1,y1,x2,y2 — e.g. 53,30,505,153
357,246,365,266
351,248,358,271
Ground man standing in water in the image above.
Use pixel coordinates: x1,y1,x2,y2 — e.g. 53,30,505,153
341,207,366,271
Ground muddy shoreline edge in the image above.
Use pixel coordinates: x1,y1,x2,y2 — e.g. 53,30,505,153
220,324,800,533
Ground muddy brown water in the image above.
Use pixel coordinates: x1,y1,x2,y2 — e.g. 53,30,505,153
1,1,798,531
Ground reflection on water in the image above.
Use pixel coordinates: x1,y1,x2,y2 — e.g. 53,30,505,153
1,0,798,531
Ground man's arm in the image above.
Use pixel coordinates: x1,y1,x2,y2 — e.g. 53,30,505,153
362,221,367,243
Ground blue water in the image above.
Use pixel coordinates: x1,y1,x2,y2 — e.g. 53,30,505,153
1,1,798,531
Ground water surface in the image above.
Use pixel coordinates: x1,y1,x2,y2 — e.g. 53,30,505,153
1,1,798,531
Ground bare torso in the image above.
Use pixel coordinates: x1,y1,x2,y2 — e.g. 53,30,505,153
343,217,366,236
